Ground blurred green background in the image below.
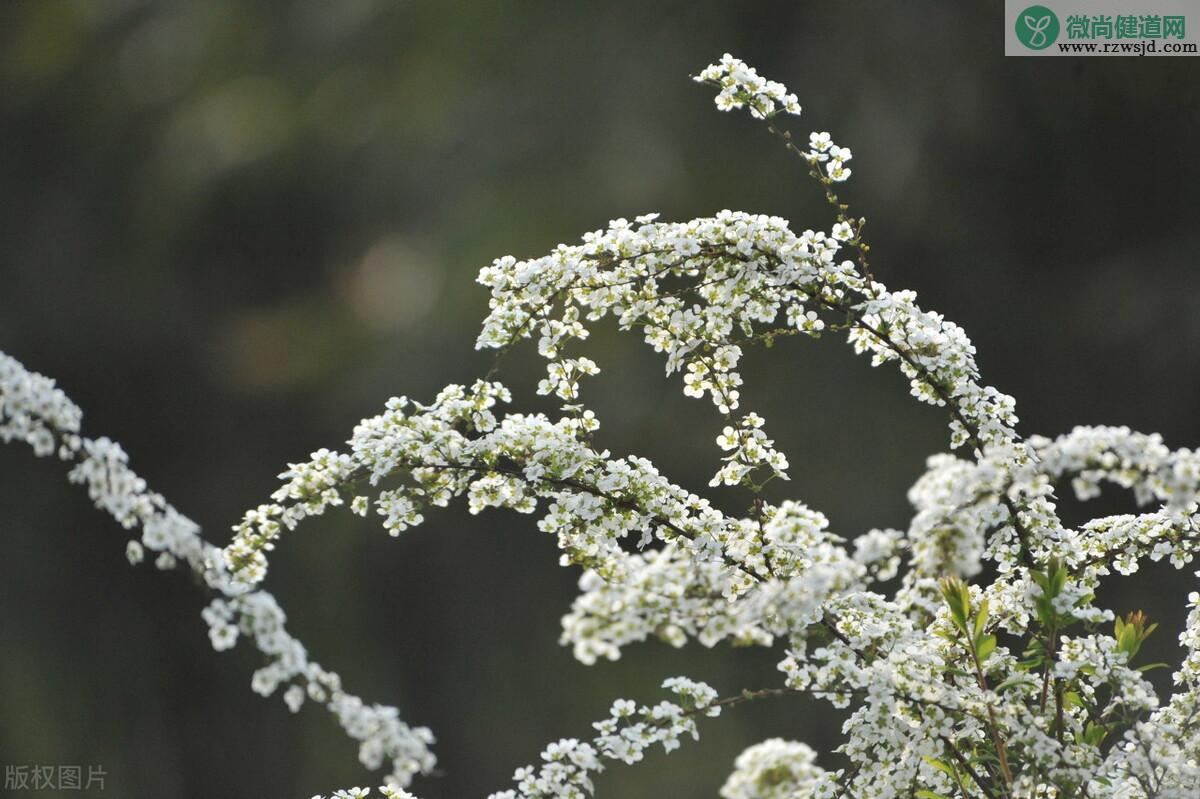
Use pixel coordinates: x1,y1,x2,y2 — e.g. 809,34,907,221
2,1,1199,796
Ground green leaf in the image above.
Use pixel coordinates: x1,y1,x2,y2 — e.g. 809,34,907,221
1049,559,1067,596
995,676,1034,693
973,599,990,638
938,576,971,636
1084,721,1108,747
922,756,957,778
975,633,997,663
1035,595,1055,627
915,791,953,799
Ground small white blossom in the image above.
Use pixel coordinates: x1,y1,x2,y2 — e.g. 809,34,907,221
125,539,144,565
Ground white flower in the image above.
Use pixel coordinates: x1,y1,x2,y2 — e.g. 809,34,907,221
284,684,306,713
125,539,144,565
809,131,832,151
826,159,851,182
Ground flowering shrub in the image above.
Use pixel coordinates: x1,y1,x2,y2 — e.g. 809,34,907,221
3,54,1200,798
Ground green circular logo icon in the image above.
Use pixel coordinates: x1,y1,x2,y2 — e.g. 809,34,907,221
1016,5,1060,49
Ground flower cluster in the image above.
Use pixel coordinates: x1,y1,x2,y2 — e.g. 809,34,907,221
487,677,719,799
695,53,801,119
718,738,824,799
0,353,436,788
3,55,1200,799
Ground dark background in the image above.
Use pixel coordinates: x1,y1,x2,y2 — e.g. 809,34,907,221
1,1,1198,796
